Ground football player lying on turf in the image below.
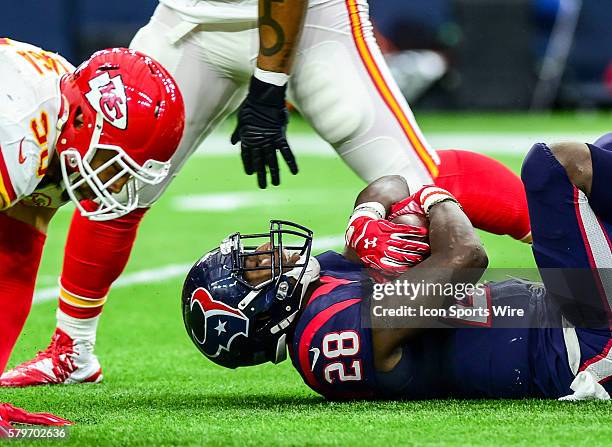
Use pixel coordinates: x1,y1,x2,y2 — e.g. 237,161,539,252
0,39,184,429
182,140,612,400
1,0,532,389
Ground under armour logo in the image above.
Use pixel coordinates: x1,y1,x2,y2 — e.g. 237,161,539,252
363,238,378,249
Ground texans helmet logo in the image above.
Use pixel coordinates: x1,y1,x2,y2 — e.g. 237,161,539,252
84,72,128,129
189,288,249,358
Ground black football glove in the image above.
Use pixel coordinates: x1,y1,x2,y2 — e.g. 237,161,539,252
231,76,298,188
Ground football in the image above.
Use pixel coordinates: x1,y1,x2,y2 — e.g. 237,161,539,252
390,212,428,234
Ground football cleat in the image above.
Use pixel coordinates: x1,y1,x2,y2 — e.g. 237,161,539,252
0,403,73,426
0,410,11,437
0,328,102,387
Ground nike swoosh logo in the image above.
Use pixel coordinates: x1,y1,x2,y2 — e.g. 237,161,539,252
18,138,26,164
309,347,320,371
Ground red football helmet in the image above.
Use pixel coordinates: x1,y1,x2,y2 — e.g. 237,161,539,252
56,48,185,221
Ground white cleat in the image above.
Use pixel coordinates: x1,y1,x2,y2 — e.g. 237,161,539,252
0,328,103,387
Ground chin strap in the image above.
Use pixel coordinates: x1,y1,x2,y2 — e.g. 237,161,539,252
272,255,321,363
286,254,321,303
274,333,288,363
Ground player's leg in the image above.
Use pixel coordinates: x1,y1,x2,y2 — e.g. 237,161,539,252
289,0,530,241
548,142,612,394
435,149,531,241
288,0,438,193
522,142,612,326
127,4,251,206
4,205,151,387
522,141,612,396
0,210,72,425
0,213,46,374
593,132,612,150
0,4,249,387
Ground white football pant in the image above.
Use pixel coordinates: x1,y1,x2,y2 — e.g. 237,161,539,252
129,0,439,206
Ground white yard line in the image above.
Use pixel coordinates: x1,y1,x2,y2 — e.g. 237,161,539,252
55,131,598,215
195,132,603,156
33,235,345,304
172,189,352,212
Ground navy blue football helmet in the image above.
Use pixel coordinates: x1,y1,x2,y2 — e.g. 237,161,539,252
182,220,319,369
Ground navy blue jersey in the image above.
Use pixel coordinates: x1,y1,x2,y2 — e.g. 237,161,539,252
289,251,611,400
289,251,377,399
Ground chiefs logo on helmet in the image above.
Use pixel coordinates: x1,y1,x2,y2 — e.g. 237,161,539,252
84,72,128,129
189,288,249,358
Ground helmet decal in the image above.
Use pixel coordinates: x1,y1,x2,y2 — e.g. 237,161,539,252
182,221,315,368
190,287,249,358
56,48,185,221
84,72,128,130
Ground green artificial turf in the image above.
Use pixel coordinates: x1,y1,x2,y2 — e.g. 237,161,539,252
3,113,610,446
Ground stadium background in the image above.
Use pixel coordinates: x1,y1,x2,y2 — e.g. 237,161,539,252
3,1,612,446
5,0,612,109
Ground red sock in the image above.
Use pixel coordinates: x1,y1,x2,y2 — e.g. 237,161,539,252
435,149,531,241
0,214,46,373
58,204,148,319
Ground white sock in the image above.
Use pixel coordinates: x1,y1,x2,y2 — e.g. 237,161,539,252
56,309,100,346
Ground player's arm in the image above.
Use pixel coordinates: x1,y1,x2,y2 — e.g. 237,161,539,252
257,0,307,74
353,175,411,214
231,0,308,189
371,199,488,372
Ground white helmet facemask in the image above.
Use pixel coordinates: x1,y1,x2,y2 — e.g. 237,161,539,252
59,113,170,221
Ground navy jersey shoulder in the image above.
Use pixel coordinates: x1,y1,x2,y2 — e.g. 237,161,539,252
289,251,378,399
314,250,366,282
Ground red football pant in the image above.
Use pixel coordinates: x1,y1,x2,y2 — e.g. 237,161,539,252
435,149,531,241
0,214,46,373
59,205,148,319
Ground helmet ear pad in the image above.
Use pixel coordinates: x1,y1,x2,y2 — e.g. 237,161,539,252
247,278,296,328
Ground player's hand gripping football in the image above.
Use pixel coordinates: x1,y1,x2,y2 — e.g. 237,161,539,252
231,76,298,189
346,186,460,279
346,215,430,276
